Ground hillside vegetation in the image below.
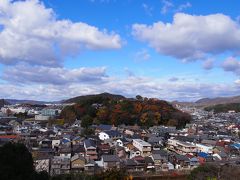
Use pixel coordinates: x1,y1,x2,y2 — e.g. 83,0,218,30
204,103,240,113
60,93,191,128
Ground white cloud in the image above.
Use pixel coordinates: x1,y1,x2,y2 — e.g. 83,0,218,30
235,79,240,85
1,72,239,102
142,3,153,16
202,58,214,70
176,2,191,12
161,0,174,14
2,64,108,85
0,0,122,66
135,49,151,61
222,57,240,75
132,13,240,61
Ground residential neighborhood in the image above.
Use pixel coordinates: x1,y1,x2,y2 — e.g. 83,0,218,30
1,101,240,179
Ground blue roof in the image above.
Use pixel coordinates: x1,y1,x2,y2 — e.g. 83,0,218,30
62,139,70,144
231,143,240,149
98,124,112,131
104,130,121,137
198,152,209,158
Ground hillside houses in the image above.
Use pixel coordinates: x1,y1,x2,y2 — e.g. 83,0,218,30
1,104,240,176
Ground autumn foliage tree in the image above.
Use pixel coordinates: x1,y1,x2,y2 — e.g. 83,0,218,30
61,94,191,128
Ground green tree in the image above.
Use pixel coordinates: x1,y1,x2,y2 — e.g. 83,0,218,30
0,142,49,180
81,115,93,128
188,164,218,180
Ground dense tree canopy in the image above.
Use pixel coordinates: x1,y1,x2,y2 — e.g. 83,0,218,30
60,94,191,128
0,142,49,180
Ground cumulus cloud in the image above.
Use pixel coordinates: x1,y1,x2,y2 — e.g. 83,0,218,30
1,73,240,102
222,57,240,75
0,0,122,66
2,64,108,85
202,59,214,70
132,13,240,61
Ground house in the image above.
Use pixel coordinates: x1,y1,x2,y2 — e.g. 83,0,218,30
167,139,197,155
34,155,51,173
196,143,213,154
95,124,114,133
169,154,190,169
189,157,200,168
59,146,72,157
115,146,127,159
101,155,120,170
98,143,111,156
124,159,137,172
197,152,214,162
84,139,98,160
151,154,168,171
52,139,61,149
131,156,145,171
98,130,122,141
145,156,155,170
129,148,141,159
71,154,85,173
51,156,70,175
132,139,152,157
84,159,97,174
72,145,85,157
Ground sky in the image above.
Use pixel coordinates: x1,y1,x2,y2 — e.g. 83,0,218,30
0,0,240,101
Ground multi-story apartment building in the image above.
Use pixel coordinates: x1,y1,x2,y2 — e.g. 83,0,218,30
132,139,152,157
168,139,197,155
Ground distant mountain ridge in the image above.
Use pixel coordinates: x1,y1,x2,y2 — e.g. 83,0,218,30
0,99,10,108
195,96,240,105
173,95,240,107
0,99,59,105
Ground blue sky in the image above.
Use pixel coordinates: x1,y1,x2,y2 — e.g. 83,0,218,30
0,0,240,101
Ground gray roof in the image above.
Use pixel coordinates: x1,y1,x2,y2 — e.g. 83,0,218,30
102,155,120,162
175,154,190,162
84,139,96,148
152,154,167,161
124,159,137,166
152,150,168,157
104,130,121,137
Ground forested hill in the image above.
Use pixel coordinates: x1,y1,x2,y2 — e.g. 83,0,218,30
63,92,125,103
204,103,240,113
61,93,191,128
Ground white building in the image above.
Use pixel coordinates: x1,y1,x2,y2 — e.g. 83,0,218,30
98,130,122,141
168,139,197,155
132,139,152,157
196,143,213,154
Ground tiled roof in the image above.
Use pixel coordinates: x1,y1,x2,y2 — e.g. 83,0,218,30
102,155,120,162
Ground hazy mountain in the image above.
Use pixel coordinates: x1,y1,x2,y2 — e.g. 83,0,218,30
195,96,240,106
0,99,10,108
173,95,240,107
3,99,59,105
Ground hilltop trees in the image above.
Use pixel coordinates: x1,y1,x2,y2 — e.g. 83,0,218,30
60,94,191,128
